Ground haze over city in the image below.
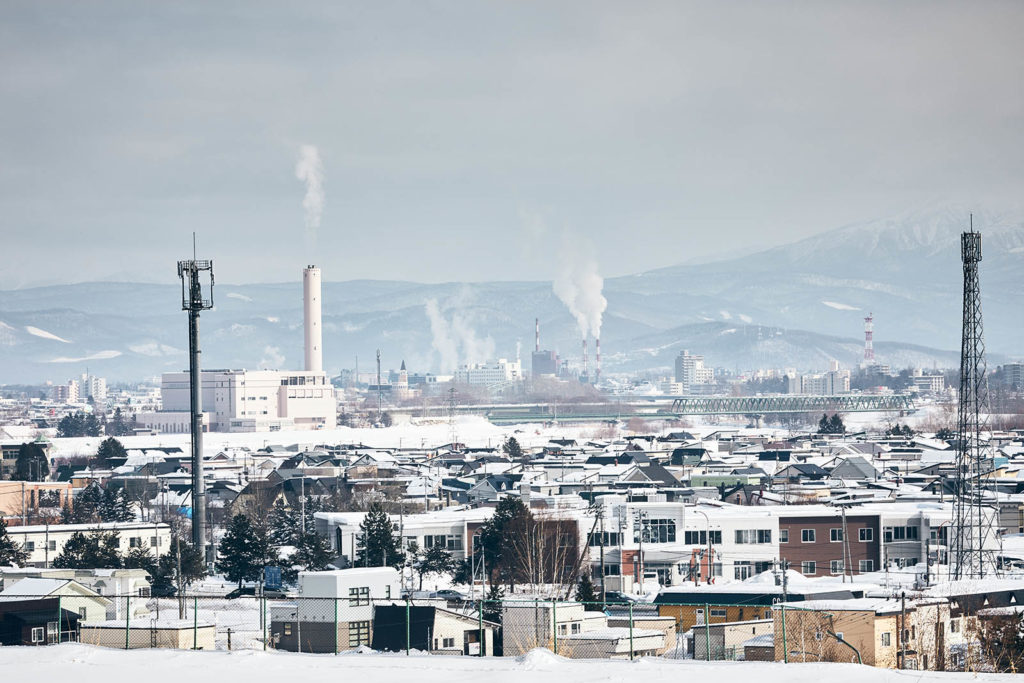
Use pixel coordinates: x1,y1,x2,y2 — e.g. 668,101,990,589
2,3,1024,679
2,2,1023,287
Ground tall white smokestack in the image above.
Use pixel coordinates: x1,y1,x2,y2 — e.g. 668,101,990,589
303,265,323,372
595,337,601,383
535,317,540,353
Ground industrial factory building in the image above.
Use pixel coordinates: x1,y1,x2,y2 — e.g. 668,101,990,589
139,265,336,433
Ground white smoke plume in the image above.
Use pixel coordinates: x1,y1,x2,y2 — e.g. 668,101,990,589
424,296,495,371
258,345,285,370
552,234,607,340
295,145,324,243
425,299,459,371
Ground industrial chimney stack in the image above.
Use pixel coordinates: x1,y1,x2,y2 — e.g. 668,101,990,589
535,317,540,353
303,265,323,372
595,337,601,383
582,338,589,380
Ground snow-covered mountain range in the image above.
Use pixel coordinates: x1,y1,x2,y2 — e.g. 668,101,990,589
2,205,1020,383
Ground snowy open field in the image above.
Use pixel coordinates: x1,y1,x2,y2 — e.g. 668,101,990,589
5,643,1016,682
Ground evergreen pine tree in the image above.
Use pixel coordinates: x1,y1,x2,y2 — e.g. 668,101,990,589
817,413,830,434
83,412,101,437
216,514,276,586
355,502,403,568
290,530,334,575
502,436,525,462
155,535,207,591
73,483,103,523
268,499,299,546
575,572,600,610
52,531,122,569
829,414,846,434
123,545,157,577
12,442,48,481
416,543,455,589
0,517,29,567
95,437,127,468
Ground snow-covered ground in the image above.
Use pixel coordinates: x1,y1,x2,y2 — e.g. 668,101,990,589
5,643,1016,682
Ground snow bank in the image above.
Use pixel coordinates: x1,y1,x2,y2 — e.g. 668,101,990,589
2,643,1016,683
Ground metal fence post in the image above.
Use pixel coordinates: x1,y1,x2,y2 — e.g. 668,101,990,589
193,596,198,650
57,595,62,644
628,602,634,661
125,594,131,650
552,599,558,654
478,599,484,656
405,596,411,655
704,603,711,661
781,605,788,663
262,596,267,651
334,597,339,655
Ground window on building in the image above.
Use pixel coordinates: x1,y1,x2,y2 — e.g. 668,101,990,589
589,531,622,547
881,632,891,646
830,560,844,575
442,637,455,648
349,621,370,647
734,561,753,580
801,561,816,575
858,560,874,573
25,541,35,552
710,609,727,618
780,529,789,543
830,528,843,542
859,528,873,542
79,607,87,620
571,623,581,634
634,518,676,544
684,529,721,545
883,526,919,543
48,540,56,551
801,529,815,543
349,586,370,606
129,537,142,548
31,627,44,643
734,529,772,544
137,587,151,597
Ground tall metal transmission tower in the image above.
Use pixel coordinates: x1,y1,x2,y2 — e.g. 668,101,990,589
951,217,994,579
177,252,214,563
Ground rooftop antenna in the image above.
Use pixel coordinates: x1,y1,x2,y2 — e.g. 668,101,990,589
177,234,214,564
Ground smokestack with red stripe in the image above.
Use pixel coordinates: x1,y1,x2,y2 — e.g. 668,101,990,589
535,317,540,353
595,337,601,383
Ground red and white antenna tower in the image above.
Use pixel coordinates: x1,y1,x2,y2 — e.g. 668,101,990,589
863,312,874,364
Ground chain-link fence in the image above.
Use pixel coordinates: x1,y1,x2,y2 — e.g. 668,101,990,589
5,593,1015,670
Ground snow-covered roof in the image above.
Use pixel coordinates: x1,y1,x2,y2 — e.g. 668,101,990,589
0,578,70,599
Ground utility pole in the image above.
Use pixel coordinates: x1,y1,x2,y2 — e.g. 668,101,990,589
178,241,214,564
376,349,383,424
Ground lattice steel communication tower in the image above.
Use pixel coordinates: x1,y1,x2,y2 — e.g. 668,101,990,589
177,252,214,563
951,216,994,579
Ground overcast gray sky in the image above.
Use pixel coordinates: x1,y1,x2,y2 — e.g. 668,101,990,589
2,1,1022,288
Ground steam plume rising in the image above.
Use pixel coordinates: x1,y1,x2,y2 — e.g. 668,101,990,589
295,145,324,243
552,235,607,340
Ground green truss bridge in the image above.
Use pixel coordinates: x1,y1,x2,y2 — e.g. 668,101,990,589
670,394,915,416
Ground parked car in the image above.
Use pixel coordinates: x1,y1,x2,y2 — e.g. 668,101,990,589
433,589,467,602
602,591,636,605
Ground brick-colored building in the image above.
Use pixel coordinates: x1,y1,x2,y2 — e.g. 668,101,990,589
778,512,881,578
